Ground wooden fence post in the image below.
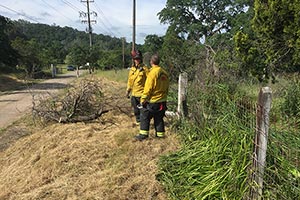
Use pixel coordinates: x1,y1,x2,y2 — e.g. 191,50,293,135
177,72,188,118
251,87,272,200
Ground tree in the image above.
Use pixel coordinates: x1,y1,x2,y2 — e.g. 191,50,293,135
158,0,250,43
158,0,252,78
234,30,266,80
143,34,164,54
252,0,300,75
0,16,18,71
97,50,124,70
160,27,186,79
66,44,89,67
235,0,300,82
11,37,43,78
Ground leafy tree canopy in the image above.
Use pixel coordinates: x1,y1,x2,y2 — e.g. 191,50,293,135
143,34,164,54
235,0,300,82
0,16,18,71
158,0,251,43
252,0,300,73
0,15,134,75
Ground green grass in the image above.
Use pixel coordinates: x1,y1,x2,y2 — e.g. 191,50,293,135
158,119,253,199
158,82,253,199
158,76,300,200
95,69,129,83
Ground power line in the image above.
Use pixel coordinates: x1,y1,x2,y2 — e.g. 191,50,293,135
60,0,109,38
40,0,73,22
0,1,122,40
93,23,110,35
93,1,121,37
61,0,82,12
0,4,40,23
95,17,116,37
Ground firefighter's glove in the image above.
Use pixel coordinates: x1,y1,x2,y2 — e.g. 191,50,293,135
137,104,143,109
140,98,148,107
137,100,147,109
126,90,131,99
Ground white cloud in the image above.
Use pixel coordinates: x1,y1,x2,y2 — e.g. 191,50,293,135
0,0,168,44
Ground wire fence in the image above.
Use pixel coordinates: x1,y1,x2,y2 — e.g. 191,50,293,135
234,87,300,200
169,73,299,199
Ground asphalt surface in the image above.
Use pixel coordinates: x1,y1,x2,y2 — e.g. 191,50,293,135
0,71,81,129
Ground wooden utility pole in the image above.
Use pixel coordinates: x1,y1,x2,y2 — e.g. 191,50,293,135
86,0,92,47
132,0,136,52
80,0,97,47
122,37,126,68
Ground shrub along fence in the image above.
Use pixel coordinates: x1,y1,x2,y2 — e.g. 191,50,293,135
248,87,299,200
160,73,300,199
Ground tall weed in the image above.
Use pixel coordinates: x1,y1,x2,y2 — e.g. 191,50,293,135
282,78,300,118
157,116,253,199
159,77,299,199
262,126,300,199
158,81,254,199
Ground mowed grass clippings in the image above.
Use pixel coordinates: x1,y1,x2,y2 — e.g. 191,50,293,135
0,75,180,200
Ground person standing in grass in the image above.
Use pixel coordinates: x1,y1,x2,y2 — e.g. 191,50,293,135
135,54,170,141
126,50,149,125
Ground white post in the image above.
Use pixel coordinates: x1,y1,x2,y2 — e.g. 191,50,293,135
76,66,79,78
177,72,188,118
252,87,272,200
51,64,56,78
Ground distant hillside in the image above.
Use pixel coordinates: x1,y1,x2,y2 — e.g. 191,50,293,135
11,19,126,50
0,15,137,73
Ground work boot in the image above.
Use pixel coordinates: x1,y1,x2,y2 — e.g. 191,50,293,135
155,132,165,139
134,134,148,141
155,135,165,139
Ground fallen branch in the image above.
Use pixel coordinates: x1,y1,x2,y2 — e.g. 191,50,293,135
59,109,109,123
32,78,107,124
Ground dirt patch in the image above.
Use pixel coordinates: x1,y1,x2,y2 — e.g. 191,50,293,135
0,76,180,200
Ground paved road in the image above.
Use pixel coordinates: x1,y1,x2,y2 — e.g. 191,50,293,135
0,71,82,129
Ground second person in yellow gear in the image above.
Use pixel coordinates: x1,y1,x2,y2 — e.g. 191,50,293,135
126,50,149,124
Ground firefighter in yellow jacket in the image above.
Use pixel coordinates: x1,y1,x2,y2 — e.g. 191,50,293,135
126,50,149,124
135,54,170,141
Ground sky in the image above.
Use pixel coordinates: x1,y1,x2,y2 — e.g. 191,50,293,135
0,0,169,44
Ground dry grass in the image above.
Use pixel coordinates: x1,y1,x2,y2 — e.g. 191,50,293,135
0,75,180,200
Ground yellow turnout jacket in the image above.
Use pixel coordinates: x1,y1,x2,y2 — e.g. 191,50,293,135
127,63,149,97
141,65,169,103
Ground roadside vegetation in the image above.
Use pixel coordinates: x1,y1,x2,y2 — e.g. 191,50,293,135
0,71,180,199
157,74,300,199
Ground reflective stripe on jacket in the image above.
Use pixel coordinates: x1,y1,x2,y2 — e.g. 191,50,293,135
127,63,149,97
141,65,169,103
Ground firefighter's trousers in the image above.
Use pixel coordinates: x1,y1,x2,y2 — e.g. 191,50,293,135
140,102,166,137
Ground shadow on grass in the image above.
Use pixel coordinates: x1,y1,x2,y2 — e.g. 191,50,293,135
0,75,25,92
0,73,75,93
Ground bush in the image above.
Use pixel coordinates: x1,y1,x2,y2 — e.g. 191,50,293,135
282,78,300,118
